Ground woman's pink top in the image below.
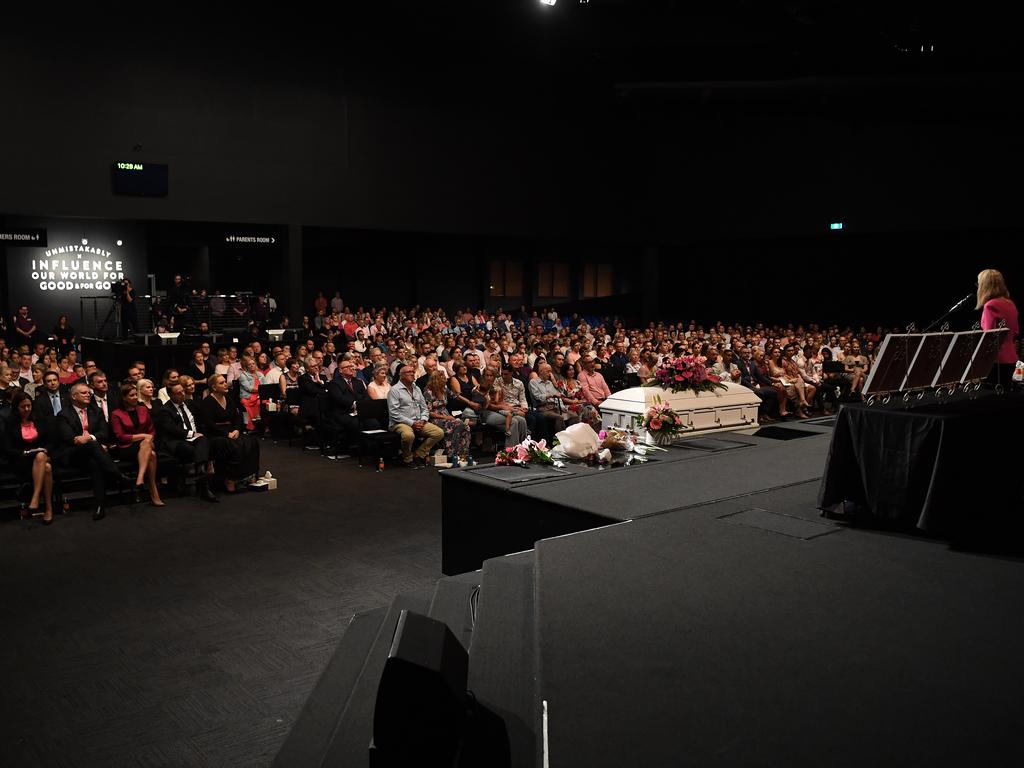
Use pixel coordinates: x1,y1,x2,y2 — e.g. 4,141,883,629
21,422,39,443
981,298,1019,364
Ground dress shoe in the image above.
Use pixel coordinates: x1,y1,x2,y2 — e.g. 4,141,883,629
93,506,106,522
199,484,220,503
133,484,144,504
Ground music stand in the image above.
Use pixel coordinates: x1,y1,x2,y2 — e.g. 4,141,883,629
933,331,983,388
903,333,954,391
863,334,923,396
965,328,1008,383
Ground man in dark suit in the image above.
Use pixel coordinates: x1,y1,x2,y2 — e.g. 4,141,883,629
55,382,125,520
154,382,218,502
325,358,375,458
33,371,68,428
87,369,112,427
298,358,330,451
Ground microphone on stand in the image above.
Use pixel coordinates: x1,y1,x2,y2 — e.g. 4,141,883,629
923,290,976,333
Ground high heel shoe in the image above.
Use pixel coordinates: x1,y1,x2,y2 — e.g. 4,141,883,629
41,510,54,525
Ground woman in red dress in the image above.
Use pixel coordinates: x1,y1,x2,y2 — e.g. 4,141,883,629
110,383,165,506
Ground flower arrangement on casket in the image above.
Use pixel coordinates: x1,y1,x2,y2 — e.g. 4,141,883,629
634,395,687,440
645,355,727,395
495,438,555,466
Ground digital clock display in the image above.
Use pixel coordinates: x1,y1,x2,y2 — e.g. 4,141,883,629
111,161,168,197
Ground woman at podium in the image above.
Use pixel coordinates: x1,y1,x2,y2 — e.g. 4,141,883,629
977,269,1019,386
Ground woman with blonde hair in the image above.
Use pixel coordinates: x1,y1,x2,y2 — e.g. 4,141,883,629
977,269,1019,385
136,378,156,410
424,370,470,459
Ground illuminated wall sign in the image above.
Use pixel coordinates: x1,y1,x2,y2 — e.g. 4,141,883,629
0,228,47,246
224,234,277,245
32,244,124,292
4,218,147,324
111,161,169,197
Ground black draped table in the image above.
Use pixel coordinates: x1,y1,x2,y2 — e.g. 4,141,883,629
817,394,1024,532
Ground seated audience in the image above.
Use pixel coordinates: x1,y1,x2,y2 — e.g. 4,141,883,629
238,356,265,431
367,364,392,400
557,363,602,429
279,357,302,400
386,364,445,467
577,355,611,410
88,369,112,424
157,369,179,404
185,349,210,397
55,382,124,521
198,374,260,492
110,383,165,506
33,371,68,428
529,362,573,436
476,367,527,447
154,382,218,502
424,370,470,460
326,358,373,455
4,390,55,523
137,378,156,410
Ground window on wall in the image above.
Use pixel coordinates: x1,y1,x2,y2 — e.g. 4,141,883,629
581,263,613,298
489,261,523,297
537,262,570,298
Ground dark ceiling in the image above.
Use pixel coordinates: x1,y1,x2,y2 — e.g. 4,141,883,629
335,1,1021,82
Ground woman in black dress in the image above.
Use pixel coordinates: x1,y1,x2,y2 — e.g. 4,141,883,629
185,349,210,399
3,390,54,523
198,373,260,492
52,314,76,355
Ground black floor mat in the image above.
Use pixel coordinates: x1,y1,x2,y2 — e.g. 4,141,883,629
753,425,821,440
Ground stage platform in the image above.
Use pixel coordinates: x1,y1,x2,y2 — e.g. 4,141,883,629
441,425,833,575
277,412,1024,767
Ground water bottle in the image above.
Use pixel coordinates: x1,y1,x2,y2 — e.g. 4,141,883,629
377,456,384,472
1014,362,1024,383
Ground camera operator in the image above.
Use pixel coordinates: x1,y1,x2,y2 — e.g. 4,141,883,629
115,279,138,337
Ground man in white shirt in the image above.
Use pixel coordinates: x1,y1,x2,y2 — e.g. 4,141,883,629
264,352,287,386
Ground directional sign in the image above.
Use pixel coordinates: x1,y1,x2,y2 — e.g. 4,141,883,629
0,228,47,246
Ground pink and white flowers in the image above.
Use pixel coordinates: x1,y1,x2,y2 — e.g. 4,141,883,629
635,396,687,439
495,437,555,466
645,355,726,395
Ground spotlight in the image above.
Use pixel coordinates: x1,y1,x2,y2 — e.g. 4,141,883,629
539,0,556,6
81,238,88,245
116,240,123,246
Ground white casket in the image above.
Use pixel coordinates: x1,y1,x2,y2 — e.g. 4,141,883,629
600,383,760,440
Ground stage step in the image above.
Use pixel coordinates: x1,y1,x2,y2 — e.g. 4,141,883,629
467,551,538,768
427,569,483,652
318,588,434,767
271,607,387,768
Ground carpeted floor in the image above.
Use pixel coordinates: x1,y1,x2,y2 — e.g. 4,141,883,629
0,442,443,768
